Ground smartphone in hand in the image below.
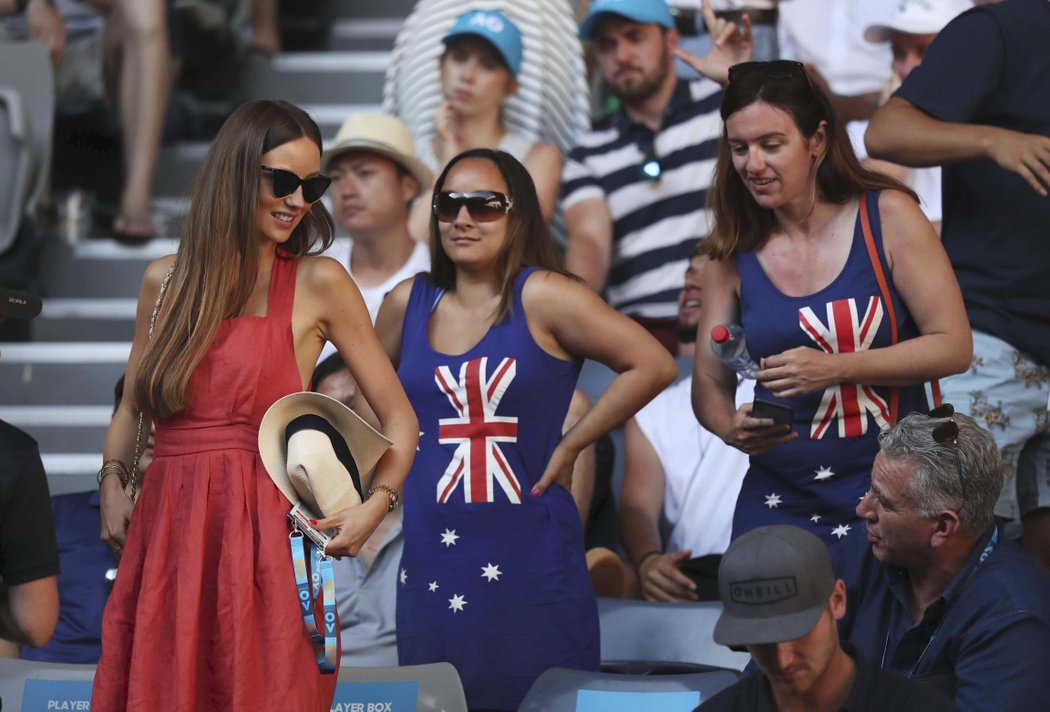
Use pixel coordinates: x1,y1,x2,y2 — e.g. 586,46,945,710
751,398,793,426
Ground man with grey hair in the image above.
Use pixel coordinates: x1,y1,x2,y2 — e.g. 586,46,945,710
837,408,1050,712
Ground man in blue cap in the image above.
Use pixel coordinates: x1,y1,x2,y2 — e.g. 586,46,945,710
562,0,751,352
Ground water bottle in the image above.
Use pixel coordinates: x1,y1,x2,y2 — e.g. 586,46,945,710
710,324,760,379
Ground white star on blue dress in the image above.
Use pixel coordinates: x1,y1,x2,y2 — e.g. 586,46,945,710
448,594,467,613
440,528,459,547
428,581,439,592
764,493,782,509
399,568,407,586
481,563,502,582
813,466,835,481
831,523,852,539
810,514,822,523
417,431,424,451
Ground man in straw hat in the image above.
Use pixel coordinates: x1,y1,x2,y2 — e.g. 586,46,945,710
699,525,953,711
320,113,432,333
0,287,59,650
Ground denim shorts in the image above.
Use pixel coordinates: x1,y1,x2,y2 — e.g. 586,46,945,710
939,330,1050,526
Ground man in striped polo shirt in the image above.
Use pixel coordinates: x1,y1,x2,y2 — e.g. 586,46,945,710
563,0,751,351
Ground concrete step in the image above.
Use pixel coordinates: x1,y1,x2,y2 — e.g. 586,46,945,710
328,17,402,51
0,344,128,405
37,235,178,299
332,0,418,19
241,53,388,105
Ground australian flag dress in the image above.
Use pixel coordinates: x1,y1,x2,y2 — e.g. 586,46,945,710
395,268,600,710
735,190,928,551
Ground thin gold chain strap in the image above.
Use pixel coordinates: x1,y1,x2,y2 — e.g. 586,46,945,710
128,263,175,501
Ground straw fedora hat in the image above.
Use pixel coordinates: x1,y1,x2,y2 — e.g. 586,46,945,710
320,113,433,197
259,392,392,517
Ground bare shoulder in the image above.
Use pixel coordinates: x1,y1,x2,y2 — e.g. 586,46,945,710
525,141,562,166
521,269,587,305
296,254,353,289
140,254,177,296
383,276,417,309
877,188,926,226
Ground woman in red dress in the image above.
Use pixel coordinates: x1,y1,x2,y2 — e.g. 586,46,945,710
93,100,418,710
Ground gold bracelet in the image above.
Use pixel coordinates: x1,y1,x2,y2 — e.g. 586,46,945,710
367,484,400,512
97,460,129,489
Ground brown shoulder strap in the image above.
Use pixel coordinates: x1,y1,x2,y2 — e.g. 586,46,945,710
858,195,942,419
859,196,901,424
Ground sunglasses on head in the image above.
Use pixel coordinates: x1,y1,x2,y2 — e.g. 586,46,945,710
260,166,332,203
728,59,806,83
927,403,966,495
433,191,514,223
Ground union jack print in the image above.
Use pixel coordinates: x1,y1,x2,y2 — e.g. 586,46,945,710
434,357,522,503
799,297,891,439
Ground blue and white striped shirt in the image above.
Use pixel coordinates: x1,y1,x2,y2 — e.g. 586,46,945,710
562,79,723,319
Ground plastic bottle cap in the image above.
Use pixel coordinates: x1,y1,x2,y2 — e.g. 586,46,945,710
711,325,730,343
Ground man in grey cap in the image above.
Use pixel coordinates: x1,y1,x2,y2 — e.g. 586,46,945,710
0,288,59,650
700,525,953,711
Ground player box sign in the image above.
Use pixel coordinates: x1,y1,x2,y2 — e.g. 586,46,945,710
331,681,419,712
21,679,93,710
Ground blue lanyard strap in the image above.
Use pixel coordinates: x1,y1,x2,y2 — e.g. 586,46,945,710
289,531,338,674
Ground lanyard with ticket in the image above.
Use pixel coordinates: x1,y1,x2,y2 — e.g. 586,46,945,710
289,529,338,674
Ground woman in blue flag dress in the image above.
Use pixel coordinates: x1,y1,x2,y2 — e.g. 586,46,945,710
692,61,972,551
372,148,676,710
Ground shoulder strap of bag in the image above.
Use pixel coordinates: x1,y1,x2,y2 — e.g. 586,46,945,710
859,196,942,423
129,263,176,500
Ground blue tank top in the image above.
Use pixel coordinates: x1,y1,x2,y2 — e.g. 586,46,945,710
734,191,928,550
395,268,599,710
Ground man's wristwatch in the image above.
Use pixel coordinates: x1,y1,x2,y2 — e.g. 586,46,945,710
367,484,400,512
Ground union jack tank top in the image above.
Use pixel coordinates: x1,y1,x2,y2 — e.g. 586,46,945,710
733,190,928,551
394,268,599,710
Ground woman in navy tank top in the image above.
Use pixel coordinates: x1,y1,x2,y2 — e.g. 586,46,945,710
373,148,676,710
693,61,972,551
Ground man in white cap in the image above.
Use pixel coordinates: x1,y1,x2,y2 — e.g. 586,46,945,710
699,525,954,711
321,113,433,331
846,0,973,233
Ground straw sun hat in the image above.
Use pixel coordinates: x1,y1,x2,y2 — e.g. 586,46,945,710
259,392,392,518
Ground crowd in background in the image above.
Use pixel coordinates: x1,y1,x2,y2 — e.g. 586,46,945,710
1,0,1049,710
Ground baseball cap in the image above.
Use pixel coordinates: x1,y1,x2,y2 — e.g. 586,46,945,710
579,0,675,40
0,287,42,321
442,9,523,77
321,113,433,198
713,525,835,647
865,0,973,43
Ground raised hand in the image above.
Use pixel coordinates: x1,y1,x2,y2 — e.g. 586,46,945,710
674,0,754,85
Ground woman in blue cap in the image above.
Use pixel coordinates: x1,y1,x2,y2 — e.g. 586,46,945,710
406,8,565,238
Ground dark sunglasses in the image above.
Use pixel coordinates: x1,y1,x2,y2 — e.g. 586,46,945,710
260,165,332,203
928,403,966,495
433,191,514,223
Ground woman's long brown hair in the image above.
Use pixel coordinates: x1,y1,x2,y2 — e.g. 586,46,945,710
135,100,334,416
703,65,917,260
428,148,571,323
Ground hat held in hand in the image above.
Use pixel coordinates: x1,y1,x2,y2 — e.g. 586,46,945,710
259,392,392,517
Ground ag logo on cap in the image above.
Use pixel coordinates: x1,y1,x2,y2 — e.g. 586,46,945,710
730,576,798,605
469,11,505,34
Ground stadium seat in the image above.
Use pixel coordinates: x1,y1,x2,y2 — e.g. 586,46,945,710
0,658,95,710
336,661,467,712
598,597,751,672
518,666,738,711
